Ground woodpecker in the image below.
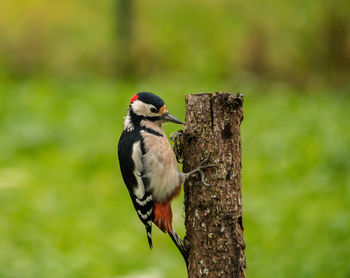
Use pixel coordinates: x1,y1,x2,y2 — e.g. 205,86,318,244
118,92,211,264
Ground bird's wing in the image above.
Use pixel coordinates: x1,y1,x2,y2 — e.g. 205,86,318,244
129,140,154,220
118,130,154,247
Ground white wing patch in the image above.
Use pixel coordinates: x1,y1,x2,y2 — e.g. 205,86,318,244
137,208,153,220
136,195,152,206
132,141,145,199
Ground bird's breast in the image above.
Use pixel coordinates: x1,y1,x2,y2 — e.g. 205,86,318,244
141,128,180,203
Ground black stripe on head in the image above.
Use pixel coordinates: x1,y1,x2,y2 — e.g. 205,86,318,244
128,109,162,126
138,92,165,109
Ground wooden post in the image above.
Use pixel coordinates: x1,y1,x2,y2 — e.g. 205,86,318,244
180,93,246,278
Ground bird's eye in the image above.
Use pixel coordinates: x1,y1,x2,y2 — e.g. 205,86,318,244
150,107,157,113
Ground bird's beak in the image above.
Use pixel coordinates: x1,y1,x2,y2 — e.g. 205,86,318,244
161,112,184,124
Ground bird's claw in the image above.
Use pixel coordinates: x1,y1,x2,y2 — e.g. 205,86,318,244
187,158,217,187
170,130,184,163
198,169,210,186
169,131,178,143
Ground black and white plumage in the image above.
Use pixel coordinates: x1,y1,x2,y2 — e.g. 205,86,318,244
118,126,155,247
118,92,185,250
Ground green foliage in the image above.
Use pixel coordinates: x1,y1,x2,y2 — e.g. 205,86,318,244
0,79,349,277
0,0,349,86
0,0,349,276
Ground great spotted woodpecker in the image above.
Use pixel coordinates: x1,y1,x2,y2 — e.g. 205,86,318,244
118,92,210,264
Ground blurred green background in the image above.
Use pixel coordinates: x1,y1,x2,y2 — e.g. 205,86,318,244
1,0,350,277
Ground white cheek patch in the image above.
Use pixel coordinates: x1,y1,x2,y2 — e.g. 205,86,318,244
131,100,156,117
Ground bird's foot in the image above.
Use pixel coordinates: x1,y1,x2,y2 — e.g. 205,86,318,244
170,130,184,163
182,158,217,186
169,130,182,143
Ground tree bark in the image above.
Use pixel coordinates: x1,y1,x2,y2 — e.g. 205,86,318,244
180,92,246,278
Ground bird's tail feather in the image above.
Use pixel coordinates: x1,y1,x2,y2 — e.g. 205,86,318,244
169,229,188,267
145,224,153,249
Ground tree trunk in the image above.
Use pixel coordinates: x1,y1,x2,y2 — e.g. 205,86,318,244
115,0,134,76
181,93,246,278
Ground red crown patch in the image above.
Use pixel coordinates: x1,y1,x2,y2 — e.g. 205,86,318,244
129,94,139,104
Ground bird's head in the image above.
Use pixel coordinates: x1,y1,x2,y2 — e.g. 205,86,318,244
129,92,183,124
125,92,183,131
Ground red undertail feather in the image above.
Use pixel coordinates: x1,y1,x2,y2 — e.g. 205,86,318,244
154,202,173,233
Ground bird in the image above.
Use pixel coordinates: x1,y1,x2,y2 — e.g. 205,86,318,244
117,92,211,264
